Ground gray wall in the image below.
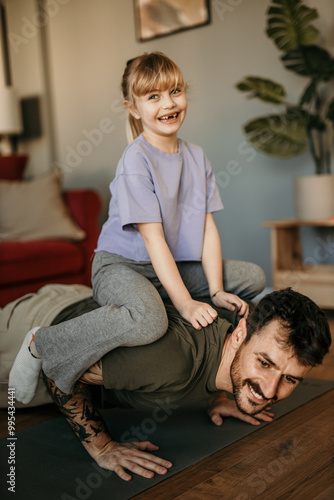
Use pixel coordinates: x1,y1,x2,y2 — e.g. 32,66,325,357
5,0,334,285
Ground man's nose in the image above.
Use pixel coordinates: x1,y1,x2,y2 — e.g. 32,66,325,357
261,375,280,400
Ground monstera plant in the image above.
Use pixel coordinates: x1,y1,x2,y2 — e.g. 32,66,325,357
236,0,334,176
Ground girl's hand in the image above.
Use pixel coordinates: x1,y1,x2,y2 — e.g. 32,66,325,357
178,299,218,330
211,290,249,318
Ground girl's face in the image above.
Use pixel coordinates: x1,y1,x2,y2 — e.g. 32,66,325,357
126,85,187,147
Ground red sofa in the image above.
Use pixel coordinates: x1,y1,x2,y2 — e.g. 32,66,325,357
0,188,101,307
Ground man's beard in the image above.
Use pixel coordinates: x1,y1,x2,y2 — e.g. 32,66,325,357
230,344,275,416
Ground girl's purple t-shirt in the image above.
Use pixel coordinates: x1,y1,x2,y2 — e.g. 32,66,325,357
96,134,223,262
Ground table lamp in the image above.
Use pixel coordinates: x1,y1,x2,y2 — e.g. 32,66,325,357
0,86,23,155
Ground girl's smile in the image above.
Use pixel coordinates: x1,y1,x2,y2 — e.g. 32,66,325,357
158,112,180,123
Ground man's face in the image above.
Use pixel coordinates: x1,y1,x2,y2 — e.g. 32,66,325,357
230,320,311,416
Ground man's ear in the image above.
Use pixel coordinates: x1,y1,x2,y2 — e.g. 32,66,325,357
231,318,247,350
124,100,140,120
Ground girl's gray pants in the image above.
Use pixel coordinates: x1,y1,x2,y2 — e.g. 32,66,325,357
35,251,266,393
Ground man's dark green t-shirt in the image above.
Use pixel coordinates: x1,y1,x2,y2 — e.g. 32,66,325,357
52,297,239,411
101,304,234,411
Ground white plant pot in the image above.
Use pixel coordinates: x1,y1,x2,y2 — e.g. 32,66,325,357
294,174,334,220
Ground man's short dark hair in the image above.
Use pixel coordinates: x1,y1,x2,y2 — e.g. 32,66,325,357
245,288,331,366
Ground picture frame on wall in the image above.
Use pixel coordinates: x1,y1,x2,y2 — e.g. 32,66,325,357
134,0,211,42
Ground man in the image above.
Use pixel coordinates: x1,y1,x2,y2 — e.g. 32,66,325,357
1,285,331,481
44,287,331,481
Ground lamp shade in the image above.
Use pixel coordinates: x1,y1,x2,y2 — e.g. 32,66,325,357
0,86,23,134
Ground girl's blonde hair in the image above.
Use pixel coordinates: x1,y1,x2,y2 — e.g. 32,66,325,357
121,52,187,142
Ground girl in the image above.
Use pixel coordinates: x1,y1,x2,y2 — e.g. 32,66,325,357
10,52,265,404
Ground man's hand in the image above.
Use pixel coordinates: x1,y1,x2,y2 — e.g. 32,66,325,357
43,369,173,482
211,290,249,318
208,393,274,426
178,298,218,330
94,440,173,481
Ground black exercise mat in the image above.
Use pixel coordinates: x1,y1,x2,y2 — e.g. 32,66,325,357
1,378,333,500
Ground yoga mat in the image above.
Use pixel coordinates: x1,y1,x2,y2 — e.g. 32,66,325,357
1,378,333,500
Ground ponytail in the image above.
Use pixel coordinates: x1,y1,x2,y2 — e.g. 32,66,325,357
127,112,144,143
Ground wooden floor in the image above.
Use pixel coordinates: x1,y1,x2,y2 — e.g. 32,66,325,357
1,311,333,499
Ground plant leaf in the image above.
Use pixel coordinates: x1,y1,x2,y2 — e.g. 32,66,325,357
236,76,286,104
243,112,309,157
266,0,319,52
326,99,334,124
282,45,334,78
299,80,317,106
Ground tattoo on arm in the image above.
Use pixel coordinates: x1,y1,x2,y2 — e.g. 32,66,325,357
79,360,103,385
42,372,108,445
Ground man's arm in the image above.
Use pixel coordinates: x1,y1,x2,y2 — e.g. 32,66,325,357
42,362,172,481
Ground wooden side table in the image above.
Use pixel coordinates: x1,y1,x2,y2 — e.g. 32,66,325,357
263,219,334,309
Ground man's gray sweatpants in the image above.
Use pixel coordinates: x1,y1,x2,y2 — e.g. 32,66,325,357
35,251,266,393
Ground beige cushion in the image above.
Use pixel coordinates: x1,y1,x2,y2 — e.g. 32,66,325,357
0,169,86,241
